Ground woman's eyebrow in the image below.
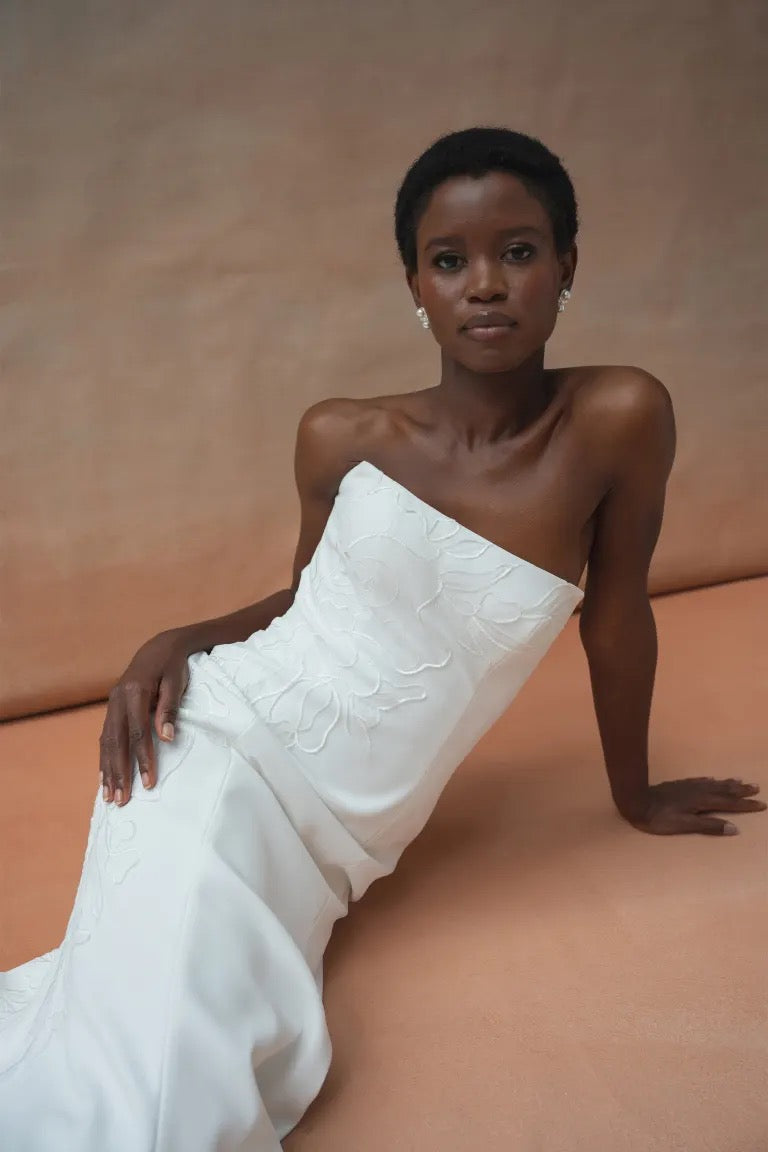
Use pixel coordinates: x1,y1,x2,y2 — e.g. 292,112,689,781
424,226,543,250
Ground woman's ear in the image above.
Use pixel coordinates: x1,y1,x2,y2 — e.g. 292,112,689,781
406,270,421,310
561,243,578,291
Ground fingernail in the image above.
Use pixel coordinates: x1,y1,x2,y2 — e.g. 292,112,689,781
103,785,109,801
141,771,150,789
115,788,124,806
162,723,174,741
723,822,738,835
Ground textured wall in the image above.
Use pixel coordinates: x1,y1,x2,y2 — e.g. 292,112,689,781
2,0,767,719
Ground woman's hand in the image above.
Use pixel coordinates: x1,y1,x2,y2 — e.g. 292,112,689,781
625,777,766,836
99,632,191,807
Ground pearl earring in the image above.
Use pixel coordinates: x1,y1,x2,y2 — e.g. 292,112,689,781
415,306,430,330
557,288,571,314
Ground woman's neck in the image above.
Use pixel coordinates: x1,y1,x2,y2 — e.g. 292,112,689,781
433,347,555,446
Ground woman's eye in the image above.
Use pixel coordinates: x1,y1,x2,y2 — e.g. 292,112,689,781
433,246,534,270
504,245,534,260
433,253,461,270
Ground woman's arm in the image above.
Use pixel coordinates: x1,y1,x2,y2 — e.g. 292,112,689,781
100,398,356,806
578,369,764,835
169,590,297,657
581,595,657,822
578,371,673,819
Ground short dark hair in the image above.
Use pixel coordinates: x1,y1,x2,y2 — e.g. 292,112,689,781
394,126,579,275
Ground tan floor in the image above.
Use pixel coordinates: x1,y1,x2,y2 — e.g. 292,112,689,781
2,578,766,1151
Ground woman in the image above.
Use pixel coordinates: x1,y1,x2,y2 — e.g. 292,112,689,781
1,126,763,1151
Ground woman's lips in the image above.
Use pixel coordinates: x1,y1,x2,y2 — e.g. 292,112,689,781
461,323,517,342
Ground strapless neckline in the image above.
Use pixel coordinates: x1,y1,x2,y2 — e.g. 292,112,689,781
344,459,584,597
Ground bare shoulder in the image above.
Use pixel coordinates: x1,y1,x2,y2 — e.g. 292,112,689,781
571,363,673,419
296,396,362,453
570,365,676,485
294,393,410,498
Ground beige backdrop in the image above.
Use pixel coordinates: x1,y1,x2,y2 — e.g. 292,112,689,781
1,0,766,720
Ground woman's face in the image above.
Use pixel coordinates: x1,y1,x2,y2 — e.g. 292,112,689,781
407,171,576,372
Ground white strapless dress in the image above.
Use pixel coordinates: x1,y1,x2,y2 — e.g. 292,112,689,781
0,460,584,1151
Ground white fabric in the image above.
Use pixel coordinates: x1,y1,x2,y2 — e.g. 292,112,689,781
0,460,584,1150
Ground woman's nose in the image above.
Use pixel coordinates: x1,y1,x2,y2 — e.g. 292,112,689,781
466,259,507,300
